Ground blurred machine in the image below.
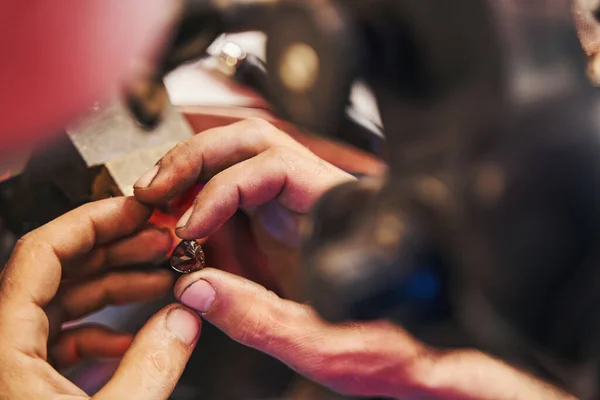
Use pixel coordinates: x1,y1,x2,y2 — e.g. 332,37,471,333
3,0,600,398
126,1,600,398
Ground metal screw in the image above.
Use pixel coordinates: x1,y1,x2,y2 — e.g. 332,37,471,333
217,42,246,77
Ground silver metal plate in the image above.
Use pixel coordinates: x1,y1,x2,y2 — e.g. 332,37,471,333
66,99,194,167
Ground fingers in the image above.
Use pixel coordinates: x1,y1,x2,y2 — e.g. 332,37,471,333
94,305,200,400
133,118,354,241
49,324,133,369
174,269,429,397
59,270,175,323
101,226,172,267
133,118,306,204
72,226,173,277
176,146,354,239
1,197,153,306
0,197,152,357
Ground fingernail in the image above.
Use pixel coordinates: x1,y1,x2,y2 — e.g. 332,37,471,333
134,164,160,188
166,308,200,345
176,206,193,229
180,279,216,313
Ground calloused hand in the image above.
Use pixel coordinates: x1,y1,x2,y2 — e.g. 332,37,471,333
133,118,356,248
134,119,576,399
172,268,576,399
0,197,201,399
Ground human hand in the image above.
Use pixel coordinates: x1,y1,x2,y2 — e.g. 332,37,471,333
133,118,576,399
133,118,356,249
173,268,576,400
0,197,201,399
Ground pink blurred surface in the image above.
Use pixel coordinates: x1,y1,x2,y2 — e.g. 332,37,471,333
0,0,175,148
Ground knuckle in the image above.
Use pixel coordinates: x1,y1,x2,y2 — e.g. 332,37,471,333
168,142,193,169
8,232,42,264
13,232,36,252
239,117,305,150
313,158,332,176
269,145,297,162
203,172,224,189
141,349,176,383
201,177,232,203
230,288,280,348
307,351,359,393
269,146,304,172
288,302,319,322
162,141,188,167
264,289,280,302
231,304,263,347
170,140,188,155
10,239,27,260
152,140,202,197
241,117,277,135
241,118,289,145
175,139,194,155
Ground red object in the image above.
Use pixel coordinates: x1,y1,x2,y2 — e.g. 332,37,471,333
0,0,174,149
148,182,205,250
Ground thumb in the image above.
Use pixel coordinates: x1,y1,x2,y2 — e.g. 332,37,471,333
173,268,429,398
93,304,201,400
171,271,576,400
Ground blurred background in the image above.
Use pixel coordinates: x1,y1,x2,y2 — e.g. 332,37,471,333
3,0,600,399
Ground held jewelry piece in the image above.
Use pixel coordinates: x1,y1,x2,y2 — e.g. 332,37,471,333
170,240,206,274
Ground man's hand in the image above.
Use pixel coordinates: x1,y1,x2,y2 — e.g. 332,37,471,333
0,197,201,399
134,118,576,399
173,268,576,400
133,118,356,248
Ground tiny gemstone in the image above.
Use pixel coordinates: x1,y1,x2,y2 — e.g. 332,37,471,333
170,240,205,274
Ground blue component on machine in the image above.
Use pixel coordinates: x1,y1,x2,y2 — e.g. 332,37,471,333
403,266,441,302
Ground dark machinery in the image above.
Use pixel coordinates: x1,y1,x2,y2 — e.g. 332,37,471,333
127,0,600,398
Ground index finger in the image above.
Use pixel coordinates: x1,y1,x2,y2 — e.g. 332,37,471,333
0,197,152,356
133,118,301,205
